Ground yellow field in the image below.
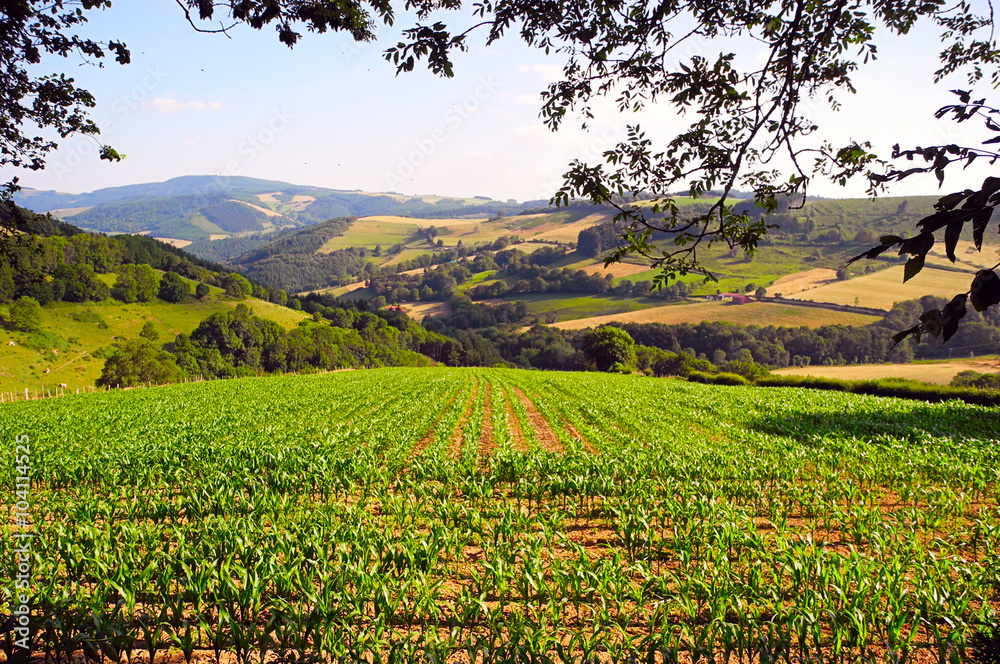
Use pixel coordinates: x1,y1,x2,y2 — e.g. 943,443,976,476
151,237,192,248
787,266,975,310
578,260,652,278
773,356,1000,385
400,301,452,320
528,213,608,242
232,199,284,218
365,215,487,226
925,239,1000,270
550,300,880,330
771,268,838,296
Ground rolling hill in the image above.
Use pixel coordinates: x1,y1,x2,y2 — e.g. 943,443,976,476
15,176,538,245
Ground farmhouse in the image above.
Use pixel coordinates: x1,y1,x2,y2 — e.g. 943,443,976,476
722,293,751,304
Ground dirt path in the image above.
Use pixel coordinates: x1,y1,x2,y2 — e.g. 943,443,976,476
512,388,564,454
52,350,89,373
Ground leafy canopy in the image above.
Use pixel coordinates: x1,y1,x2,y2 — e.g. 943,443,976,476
5,0,1000,337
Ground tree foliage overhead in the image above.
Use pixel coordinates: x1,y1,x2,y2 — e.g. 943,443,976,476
386,0,998,279
7,0,1000,344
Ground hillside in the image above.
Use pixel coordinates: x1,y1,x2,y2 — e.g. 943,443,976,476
0,293,309,395
15,175,536,245
1,368,995,662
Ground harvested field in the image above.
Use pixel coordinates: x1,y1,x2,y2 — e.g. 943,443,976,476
770,268,838,295
550,300,880,330
786,266,975,310
773,356,1000,385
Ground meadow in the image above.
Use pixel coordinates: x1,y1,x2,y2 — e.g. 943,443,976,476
0,368,997,663
0,295,309,395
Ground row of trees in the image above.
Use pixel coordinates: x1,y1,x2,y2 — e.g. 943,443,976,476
97,303,465,386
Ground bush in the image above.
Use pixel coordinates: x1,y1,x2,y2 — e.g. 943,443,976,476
96,339,184,388
951,370,1000,390
719,360,770,380
24,330,67,352
756,375,849,390
8,296,42,331
711,372,751,386
71,309,103,324
756,374,1000,407
689,371,749,386
158,271,191,303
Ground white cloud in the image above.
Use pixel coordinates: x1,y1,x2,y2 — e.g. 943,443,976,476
143,98,223,113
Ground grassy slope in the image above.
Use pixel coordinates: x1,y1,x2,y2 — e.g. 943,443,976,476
0,295,308,396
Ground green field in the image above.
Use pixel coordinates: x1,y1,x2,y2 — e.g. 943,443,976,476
1,368,997,662
0,296,309,395
495,292,662,321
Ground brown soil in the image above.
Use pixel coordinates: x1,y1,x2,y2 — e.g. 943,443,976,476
449,380,480,459
561,416,598,454
478,381,495,465
503,387,530,452
409,385,464,458
512,388,564,454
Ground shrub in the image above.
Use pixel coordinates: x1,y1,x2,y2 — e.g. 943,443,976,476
71,309,103,324
24,330,67,352
8,296,42,331
711,372,751,386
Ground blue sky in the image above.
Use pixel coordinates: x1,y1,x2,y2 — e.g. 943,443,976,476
2,0,995,202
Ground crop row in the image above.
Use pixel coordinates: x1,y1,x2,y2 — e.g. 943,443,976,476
0,368,997,663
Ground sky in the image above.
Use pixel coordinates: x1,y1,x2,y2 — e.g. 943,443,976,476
2,0,997,203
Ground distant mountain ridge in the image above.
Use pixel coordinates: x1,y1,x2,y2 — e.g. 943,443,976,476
13,176,533,249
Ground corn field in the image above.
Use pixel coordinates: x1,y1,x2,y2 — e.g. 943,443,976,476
0,368,998,663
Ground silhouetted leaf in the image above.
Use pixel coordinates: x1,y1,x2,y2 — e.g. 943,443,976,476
970,269,1000,312
944,218,964,262
891,324,921,347
972,207,993,250
941,294,968,342
898,232,934,257
934,191,970,212
903,254,925,282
